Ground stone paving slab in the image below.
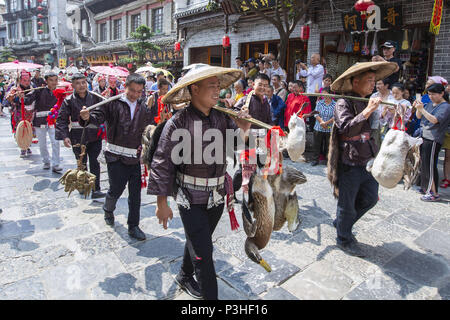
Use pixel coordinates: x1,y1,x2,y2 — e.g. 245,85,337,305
218,250,301,297
281,259,354,300
344,271,437,300
383,248,449,288
0,276,47,300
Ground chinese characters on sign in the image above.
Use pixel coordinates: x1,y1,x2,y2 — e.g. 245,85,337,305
342,5,402,32
147,48,183,62
429,0,443,35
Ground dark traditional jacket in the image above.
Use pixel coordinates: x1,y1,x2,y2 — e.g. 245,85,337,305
234,93,273,128
31,77,46,88
147,103,238,205
333,93,379,166
24,87,57,127
79,94,152,165
55,92,102,144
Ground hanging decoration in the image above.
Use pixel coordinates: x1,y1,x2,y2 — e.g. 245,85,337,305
354,0,375,31
222,35,230,54
174,42,181,52
429,0,443,35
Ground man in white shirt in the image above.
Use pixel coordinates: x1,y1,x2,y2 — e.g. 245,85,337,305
299,53,325,94
270,59,286,81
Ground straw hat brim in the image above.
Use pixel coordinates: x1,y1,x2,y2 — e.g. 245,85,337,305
161,66,243,104
331,62,398,93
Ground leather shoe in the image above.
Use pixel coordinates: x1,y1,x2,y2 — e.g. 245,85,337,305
104,211,115,226
175,274,203,299
337,241,366,258
92,190,106,199
128,226,146,241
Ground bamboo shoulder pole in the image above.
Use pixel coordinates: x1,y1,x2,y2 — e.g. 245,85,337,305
298,92,397,107
86,94,122,111
212,105,286,134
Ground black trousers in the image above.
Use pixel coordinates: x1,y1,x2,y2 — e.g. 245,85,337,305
336,164,379,245
178,203,224,300
313,130,331,160
103,160,141,228
73,139,102,191
420,138,442,194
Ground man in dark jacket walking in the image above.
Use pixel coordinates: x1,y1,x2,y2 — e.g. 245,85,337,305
56,73,105,198
80,73,153,241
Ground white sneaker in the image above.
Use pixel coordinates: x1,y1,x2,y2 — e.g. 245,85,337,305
52,165,63,173
43,163,50,170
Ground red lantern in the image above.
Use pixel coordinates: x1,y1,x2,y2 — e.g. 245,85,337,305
174,42,181,52
37,6,43,11
38,29,44,34
222,35,230,49
37,14,44,19
37,0,43,3
127,63,133,69
300,25,310,41
38,21,43,26
354,0,375,31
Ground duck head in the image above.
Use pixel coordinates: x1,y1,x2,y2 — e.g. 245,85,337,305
245,238,272,272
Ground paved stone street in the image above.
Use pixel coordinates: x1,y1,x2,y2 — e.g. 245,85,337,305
0,114,449,300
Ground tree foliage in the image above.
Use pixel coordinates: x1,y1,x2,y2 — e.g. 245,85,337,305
0,48,17,63
224,0,313,68
127,25,161,66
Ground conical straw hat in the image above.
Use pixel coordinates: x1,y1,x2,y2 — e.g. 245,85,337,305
331,61,398,93
161,64,243,104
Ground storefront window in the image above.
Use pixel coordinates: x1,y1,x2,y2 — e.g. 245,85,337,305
7,0,18,13
99,23,107,42
9,23,17,39
22,20,33,37
131,14,141,33
40,17,49,34
22,0,32,10
113,19,122,40
152,8,163,34
189,45,230,67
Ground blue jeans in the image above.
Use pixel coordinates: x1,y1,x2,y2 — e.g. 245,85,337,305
336,163,379,245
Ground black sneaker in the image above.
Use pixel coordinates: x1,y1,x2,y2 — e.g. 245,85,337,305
104,211,115,226
175,274,203,299
311,161,319,166
128,226,146,241
92,190,106,199
337,241,366,258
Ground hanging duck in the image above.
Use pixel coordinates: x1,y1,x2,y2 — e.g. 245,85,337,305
267,165,307,232
242,169,276,273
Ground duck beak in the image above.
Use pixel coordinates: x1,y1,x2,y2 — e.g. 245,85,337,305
259,259,272,272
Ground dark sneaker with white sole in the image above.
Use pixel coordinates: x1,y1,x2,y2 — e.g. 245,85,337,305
175,274,203,299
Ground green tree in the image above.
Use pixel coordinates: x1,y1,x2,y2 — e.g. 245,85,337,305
220,0,313,69
0,48,17,63
127,25,161,66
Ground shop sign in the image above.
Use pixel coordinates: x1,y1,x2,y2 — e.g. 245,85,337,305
240,0,276,12
147,48,183,62
86,55,115,64
429,0,443,35
342,5,402,32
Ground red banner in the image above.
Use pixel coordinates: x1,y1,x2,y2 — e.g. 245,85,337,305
430,0,443,35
